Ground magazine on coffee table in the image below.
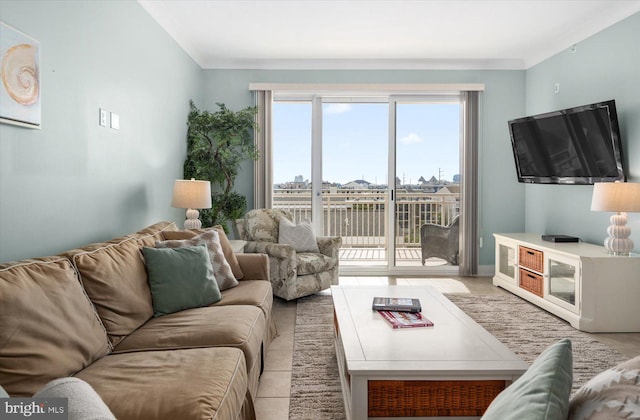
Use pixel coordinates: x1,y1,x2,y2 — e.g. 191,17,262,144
372,297,421,313
378,310,434,329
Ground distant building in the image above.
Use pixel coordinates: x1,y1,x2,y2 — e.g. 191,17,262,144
343,179,371,189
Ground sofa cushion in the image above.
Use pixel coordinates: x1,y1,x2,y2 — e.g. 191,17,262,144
278,218,320,253
0,257,111,397
481,338,573,420
211,279,276,346
156,230,239,291
142,245,222,316
34,377,115,420
66,238,154,346
297,253,338,275
129,221,179,247
74,348,251,420
568,355,640,420
112,305,265,375
163,225,244,280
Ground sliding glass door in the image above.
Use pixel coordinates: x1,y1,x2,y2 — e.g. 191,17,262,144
390,97,461,270
272,94,463,274
323,101,389,266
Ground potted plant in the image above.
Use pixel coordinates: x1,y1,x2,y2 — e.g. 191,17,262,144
183,100,258,229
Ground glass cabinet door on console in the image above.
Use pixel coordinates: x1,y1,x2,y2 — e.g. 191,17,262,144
496,242,517,284
545,255,580,314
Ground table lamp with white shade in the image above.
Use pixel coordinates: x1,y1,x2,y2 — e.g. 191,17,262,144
590,181,640,255
172,179,212,229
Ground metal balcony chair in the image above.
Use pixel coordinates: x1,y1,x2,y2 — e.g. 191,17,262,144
420,215,460,265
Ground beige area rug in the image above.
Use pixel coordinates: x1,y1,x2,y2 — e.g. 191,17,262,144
445,293,627,392
288,292,627,419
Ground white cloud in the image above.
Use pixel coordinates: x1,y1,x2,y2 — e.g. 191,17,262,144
324,103,352,115
399,132,423,144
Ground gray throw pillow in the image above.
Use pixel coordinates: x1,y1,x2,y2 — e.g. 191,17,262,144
156,230,238,291
481,338,573,420
142,245,221,317
0,384,8,398
278,217,319,253
34,377,115,420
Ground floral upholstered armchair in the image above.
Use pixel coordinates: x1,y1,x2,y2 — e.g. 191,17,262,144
239,209,342,301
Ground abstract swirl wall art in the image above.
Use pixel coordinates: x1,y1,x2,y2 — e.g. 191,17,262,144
0,21,41,129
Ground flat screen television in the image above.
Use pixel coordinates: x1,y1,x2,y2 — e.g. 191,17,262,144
508,100,625,184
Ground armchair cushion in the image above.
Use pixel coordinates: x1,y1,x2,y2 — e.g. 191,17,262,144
278,218,319,253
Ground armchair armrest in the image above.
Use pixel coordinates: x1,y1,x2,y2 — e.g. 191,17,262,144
245,241,297,261
236,253,270,281
316,236,342,259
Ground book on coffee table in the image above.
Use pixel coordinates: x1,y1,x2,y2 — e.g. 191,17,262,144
372,297,421,313
378,310,434,329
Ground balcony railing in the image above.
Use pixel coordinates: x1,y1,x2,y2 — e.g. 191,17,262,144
273,188,459,250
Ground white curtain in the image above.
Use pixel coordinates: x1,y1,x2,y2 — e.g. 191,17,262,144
253,90,273,209
459,91,480,275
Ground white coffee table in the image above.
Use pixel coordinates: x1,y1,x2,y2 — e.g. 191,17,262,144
331,285,529,420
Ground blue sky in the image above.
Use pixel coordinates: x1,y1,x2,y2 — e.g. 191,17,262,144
273,101,460,185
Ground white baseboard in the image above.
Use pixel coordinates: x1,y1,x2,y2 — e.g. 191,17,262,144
477,264,495,277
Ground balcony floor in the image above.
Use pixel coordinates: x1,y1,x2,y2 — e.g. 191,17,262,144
339,247,450,267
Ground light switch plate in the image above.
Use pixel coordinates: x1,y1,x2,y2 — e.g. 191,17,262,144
99,108,108,127
110,112,120,130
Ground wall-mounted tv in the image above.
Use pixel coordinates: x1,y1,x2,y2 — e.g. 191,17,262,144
508,100,625,185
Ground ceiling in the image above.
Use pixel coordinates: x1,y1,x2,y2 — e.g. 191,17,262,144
138,0,640,70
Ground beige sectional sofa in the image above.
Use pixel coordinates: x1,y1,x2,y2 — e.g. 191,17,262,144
0,221,275,420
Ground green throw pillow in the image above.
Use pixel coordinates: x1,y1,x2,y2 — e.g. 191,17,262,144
481,338,573,420
143,245,221,317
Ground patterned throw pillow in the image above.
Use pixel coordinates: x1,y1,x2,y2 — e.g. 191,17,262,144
568,355,640,420
156,230,239,291
162,226,244,280
278,217,320,253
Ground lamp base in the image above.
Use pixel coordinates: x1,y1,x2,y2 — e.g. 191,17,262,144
603,212,633,256
183,208,202,230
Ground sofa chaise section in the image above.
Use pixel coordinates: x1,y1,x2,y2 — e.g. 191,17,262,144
75,347,252,420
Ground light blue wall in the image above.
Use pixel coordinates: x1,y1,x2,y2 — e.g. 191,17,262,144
203,69,527,265
524,12,640,252
4,2,632,265
0,1,203,262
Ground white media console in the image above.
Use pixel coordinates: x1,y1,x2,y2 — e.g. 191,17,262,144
493,233,640,333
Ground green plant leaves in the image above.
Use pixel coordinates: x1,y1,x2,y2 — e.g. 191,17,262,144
184,101,258,229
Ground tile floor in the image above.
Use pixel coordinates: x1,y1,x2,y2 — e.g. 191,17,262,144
254,276,640,420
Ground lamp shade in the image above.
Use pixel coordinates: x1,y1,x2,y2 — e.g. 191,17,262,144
591,182,640,212
171,179,212,209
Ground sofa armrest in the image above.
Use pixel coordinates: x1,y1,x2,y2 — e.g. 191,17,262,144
317,236,342,259
236,253,270,281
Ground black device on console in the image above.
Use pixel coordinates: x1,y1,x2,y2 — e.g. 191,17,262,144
541,235,580,243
